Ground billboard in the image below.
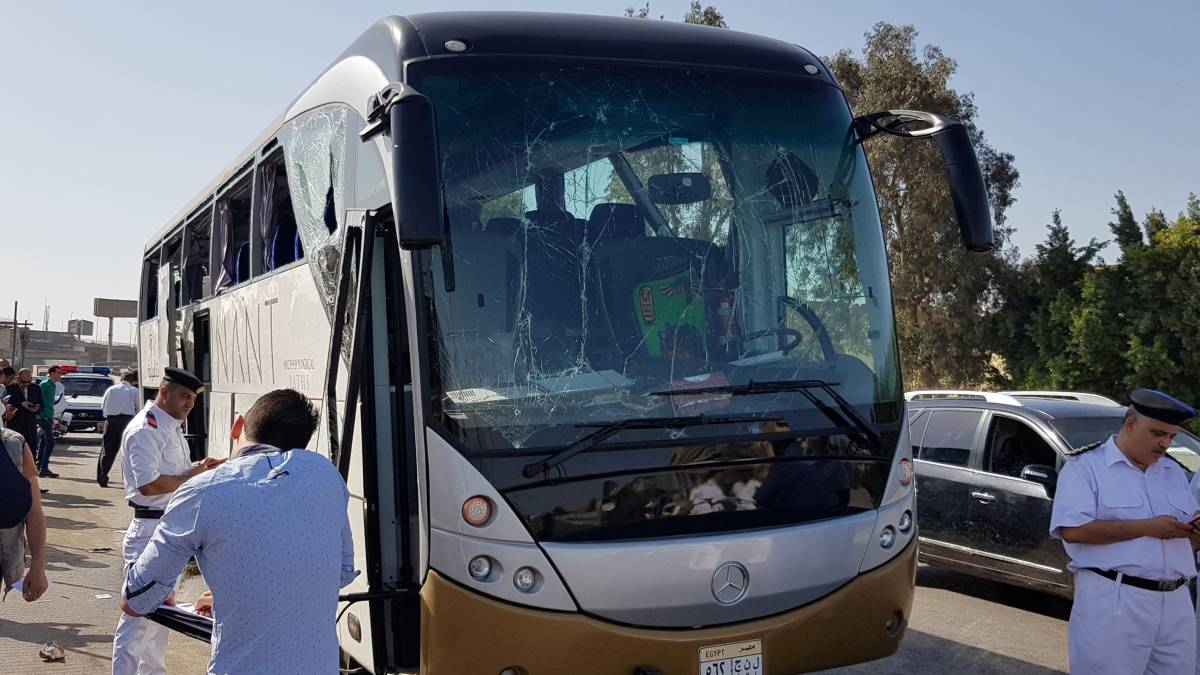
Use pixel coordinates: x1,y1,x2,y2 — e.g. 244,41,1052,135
67,318,95,337
94,298,137,318
27,330,81,352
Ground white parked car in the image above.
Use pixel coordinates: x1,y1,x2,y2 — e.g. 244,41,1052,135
56,373,115,434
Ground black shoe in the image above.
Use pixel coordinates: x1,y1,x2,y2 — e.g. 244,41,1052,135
39,470,60,479
39,488,49,494
98,478,109,488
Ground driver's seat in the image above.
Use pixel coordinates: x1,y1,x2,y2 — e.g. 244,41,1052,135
590,235,726,372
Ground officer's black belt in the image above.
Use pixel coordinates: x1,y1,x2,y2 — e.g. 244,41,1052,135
128,501,165,520
1084,567,1191,592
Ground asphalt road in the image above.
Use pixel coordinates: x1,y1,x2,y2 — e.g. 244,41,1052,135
825,565,1071,674
3,435,1072,674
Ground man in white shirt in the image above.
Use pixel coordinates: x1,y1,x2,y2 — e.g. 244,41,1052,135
112,367,221,675
98,371,141,487
1050,388,1200,674
120,388,357,675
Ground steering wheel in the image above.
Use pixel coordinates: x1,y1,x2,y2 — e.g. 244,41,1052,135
779,297,839,363
739,328,803,358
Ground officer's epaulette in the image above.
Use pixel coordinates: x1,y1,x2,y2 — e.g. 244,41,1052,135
1064,441,1103,457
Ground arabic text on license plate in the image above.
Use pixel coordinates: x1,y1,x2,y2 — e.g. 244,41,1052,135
698,639,764,675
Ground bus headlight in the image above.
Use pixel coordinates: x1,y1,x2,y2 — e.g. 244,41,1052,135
898,510,913,534
468,555,494,581
879,526,897,549
513,566,541,593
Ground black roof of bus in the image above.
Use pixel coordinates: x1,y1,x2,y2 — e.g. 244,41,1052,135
395,12,827,78
144,12,831,253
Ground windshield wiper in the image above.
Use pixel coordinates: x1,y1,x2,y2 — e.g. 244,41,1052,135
649,379,884,449
521,413,782,479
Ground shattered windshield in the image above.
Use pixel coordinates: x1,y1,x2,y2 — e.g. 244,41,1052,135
413,60,901,467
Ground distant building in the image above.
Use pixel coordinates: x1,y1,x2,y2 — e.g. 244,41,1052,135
0,325,136,370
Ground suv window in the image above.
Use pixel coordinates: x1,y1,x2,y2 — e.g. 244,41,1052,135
908,409,929,457
984,415,1058,479
918,410,981,466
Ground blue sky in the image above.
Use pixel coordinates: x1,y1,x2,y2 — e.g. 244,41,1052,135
2,1,1197,338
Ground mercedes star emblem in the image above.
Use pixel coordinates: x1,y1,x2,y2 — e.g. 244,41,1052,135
711,562,750,605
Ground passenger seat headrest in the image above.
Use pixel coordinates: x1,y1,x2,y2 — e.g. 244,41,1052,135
523,209,575,226
585,203,644,246
483,217,522,234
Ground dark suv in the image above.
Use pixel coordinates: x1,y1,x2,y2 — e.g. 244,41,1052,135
908,391,1200,597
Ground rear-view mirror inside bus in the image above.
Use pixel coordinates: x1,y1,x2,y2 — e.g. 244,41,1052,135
647,172,712,205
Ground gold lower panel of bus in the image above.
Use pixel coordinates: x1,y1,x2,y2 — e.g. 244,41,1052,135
420,539,917,674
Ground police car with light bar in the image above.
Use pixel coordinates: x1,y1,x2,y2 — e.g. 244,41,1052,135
54,366,116,434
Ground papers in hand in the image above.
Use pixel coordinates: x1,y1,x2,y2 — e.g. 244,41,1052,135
8,576,52,592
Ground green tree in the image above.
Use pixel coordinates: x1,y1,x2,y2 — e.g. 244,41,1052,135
682,1,726,27
1186,192,1200,222
625,1,726,26
992,210,1102,388
825,23,1020,388
1144,208,1168,246
1046,191,1200,409
1109,190,1143,255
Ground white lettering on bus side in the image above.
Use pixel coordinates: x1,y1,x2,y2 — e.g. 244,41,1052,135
213,297,267,385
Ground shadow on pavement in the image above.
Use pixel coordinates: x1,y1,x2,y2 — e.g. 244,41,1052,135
58,436,102,447
917,567,1072,621
0,617,112,653
51,475,105,486
44,514,95,531
38,491,112,510
45,543,111,572
826,628,1066,674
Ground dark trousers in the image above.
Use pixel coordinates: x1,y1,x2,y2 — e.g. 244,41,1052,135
9,422,37,457
98,414,132,486
36,417,55,473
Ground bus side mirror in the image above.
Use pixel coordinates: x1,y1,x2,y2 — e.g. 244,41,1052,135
855,110,995,253
389,92,445,249
932,124,993,253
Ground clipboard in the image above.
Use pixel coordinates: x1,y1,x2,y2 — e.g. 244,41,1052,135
146,604,213,643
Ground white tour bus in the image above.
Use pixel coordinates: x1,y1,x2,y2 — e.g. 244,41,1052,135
138,12,995,674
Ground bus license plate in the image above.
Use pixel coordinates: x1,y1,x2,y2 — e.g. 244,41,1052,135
698,639,764,675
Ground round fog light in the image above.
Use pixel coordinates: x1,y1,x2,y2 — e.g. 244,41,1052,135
880,525,896,549
898,510,913,534
513,566,540,593
468,555,492,581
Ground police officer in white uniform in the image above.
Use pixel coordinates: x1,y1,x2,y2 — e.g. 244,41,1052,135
1051,388,1200,675
111,367,221,675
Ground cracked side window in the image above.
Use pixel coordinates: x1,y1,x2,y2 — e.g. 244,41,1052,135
281,105,350,321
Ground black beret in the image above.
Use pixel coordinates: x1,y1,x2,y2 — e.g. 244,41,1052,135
162,367,204,394
1128,388,1196,425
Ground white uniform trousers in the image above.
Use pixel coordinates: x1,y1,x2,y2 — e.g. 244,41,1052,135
112,518,171,675
1070,569,1196,675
